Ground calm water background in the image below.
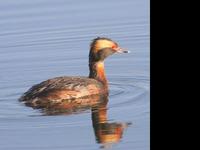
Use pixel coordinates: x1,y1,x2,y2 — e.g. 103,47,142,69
0,0,150,149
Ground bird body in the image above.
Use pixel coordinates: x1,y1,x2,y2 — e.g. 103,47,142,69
19,37,128,108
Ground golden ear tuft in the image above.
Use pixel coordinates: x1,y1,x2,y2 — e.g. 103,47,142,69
90,37,116,52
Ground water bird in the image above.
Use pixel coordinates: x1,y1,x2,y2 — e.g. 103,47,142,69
19,37,129,109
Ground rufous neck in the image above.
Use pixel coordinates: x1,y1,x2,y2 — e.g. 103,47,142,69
89,61,108,88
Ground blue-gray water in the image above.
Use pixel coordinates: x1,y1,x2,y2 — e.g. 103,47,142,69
0,0,150,149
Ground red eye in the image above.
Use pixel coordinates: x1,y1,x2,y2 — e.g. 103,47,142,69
112,45,116,49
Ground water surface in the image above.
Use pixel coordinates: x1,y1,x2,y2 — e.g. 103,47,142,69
0,0,150,149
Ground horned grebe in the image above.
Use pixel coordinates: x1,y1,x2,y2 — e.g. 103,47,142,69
19,37,128,108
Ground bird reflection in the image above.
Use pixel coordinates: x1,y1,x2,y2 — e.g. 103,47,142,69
24,94,131,146
91,100,131,147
